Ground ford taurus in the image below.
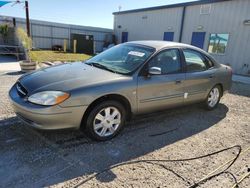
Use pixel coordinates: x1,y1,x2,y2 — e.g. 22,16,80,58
9,41,232,141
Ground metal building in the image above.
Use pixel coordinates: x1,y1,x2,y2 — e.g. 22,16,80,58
0,16,113,53
113,0,250,76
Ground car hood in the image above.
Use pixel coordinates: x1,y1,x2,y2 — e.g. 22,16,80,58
19,62,125,94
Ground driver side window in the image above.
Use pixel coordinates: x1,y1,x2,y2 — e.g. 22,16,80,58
148,49,181,75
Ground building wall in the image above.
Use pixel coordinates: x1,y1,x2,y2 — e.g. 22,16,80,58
181,0,250,75
114,0,250,75
114,7,183,43
0,16,113,53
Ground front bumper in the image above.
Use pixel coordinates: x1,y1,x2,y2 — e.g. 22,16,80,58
9,84,88,130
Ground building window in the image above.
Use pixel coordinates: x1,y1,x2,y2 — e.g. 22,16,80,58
208,34,229,54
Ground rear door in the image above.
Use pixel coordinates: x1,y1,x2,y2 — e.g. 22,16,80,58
137,48,185,114
181,48,216,103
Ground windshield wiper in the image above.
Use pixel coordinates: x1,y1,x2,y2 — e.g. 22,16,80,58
86,62,116,73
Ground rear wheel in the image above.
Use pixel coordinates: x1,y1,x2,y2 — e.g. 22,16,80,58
205,85,222,110
85,100,126,141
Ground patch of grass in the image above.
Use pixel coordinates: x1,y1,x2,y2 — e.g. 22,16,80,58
30,50,92,63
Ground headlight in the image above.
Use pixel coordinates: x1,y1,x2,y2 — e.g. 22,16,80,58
28,91,70,106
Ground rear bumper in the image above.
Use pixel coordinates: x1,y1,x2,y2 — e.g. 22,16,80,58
9,84,88,130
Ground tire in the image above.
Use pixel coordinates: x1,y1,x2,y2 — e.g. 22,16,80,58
204,85,222,110
84,100,126,141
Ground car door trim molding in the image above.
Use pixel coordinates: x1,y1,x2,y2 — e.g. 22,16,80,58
140,93,184,103
188,90,207,96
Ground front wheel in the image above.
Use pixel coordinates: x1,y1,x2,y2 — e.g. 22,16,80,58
205,85,222,110
85,100,126,141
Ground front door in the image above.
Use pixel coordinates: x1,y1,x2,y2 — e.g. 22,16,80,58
121,32,128,43
163,32,174,41
137,49,185,114
191,32,206,49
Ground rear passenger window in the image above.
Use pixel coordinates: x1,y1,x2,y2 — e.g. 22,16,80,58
183,49,207,72
205,56,214,68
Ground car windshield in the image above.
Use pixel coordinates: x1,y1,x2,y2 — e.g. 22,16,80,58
85,44,155,74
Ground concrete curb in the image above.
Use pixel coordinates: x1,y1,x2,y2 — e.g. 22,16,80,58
0,62,21,72
232,75,250,85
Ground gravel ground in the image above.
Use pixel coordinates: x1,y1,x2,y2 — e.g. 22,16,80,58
0,71,249,188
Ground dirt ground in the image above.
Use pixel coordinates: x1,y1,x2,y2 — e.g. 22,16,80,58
0,71,249,188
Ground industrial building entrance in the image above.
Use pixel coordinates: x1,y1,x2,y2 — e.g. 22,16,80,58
163,32,174,41
191,32,206,49
71,34,94,55
121,32,128,43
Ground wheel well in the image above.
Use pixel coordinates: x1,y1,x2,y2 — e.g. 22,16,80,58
80,94,132,129
216,83,224,95
210,83,223,97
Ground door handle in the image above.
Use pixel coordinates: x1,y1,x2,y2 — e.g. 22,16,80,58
175,80,182,84
209,74,214,79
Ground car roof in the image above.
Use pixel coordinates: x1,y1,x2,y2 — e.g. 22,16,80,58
126,40,200,51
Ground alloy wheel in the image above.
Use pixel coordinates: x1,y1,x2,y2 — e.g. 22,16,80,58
208,87,220,108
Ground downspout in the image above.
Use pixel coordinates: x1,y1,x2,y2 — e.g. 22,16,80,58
179,6,186,43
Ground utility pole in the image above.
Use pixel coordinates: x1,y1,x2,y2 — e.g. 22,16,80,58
12,18,16,27
25,1,30,36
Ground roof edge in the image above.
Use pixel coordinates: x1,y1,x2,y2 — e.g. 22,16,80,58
113,0,232,15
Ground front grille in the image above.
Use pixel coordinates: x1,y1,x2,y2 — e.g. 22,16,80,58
16,82,28,97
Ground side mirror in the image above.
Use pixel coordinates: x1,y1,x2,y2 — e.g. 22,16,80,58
149,67,162,75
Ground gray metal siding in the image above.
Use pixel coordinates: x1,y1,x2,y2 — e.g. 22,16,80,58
114,0,250,75
181,0,250,74
52,27,69,38
0,16,113,53
114,7,183,43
